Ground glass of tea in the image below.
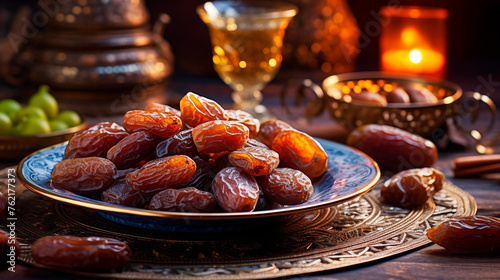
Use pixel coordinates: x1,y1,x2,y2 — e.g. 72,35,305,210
197,0,297,120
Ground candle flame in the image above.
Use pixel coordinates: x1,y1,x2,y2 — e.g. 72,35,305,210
409,49,423,64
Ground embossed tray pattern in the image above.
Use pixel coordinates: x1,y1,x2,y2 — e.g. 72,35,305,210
0,167,476,279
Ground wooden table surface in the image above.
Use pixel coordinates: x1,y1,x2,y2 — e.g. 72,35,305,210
1,72,499,279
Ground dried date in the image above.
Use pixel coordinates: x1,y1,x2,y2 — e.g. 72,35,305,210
211,167,259,212
254,190,282,211
381,167,444,208
122,110,182,138
156,128,198,158
101,178,150,208
226,109,260,138
385,87,410,104
145,102,181,117
51,157,117,194
180,156,213,191
126,155,196,195
259,168,313,205
244,138,270,150
107,131,157,169
228,147,279,177
179,92,229,127
31,236,131,271
192,120,249,154
427,215,500,253
64,122,129,159
149,187,216,212
404,85,438,104
257,119,293,148
346,124,438,171
271,130,328,178
350,90,388,106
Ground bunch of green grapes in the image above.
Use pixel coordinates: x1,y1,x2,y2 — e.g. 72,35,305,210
0,85,81,136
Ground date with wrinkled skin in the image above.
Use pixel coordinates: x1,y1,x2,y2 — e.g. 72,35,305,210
192,120,249,154
272,130,328,178
51,157,117,194
254,191,282,211
211,167,259,212
229,147,279,177
427,215,500,253
107,131,157,169
145,102,181,117
149,187,216,212
156,129,198,158
381,167,444,208
244,138,270,150
259,168,314,205
123,110,182,138
126,155,196,195
180,92,229,127
31,236,131,272
257,119,293,148
346,124,438,172
64,122,129,159
213,154,231,172
180,156,213,191
101,178,150,208
226,109,260,138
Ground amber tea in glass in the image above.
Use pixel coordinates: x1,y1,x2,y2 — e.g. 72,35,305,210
198,0,297,119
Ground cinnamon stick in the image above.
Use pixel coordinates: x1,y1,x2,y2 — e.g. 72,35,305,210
453,162,500,177
453,154,500,170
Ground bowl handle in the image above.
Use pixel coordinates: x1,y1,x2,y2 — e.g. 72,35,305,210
151,13,175,68
454,91,498,154
279,79,325,120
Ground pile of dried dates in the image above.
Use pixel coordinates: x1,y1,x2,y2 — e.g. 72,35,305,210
51,92,328,213
348,84,439,106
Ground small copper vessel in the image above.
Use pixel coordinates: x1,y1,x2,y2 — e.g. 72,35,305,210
1,0,174,115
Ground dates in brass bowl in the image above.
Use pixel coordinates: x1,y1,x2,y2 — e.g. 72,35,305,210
283,72,496,139
323,72,462,138
0,119,87,161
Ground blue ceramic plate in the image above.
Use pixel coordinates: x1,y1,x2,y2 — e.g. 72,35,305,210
18,139,380,232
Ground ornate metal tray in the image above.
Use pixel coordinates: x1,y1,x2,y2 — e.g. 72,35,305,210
0,166,476,279
17,139,380,232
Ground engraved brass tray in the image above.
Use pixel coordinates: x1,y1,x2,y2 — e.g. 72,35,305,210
1,166,476,279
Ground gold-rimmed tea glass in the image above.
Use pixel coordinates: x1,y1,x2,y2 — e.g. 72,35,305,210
197,0,297,120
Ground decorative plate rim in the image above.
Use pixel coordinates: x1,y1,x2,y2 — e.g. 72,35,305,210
18,139,380,221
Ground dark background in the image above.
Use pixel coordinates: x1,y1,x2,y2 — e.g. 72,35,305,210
1,0,499,88
148,0,500,76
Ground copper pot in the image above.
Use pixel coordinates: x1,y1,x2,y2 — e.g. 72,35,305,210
1,0,174,115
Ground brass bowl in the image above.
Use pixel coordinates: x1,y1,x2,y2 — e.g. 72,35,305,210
0,119,87,161
282,72,496,142
321,72,465,138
